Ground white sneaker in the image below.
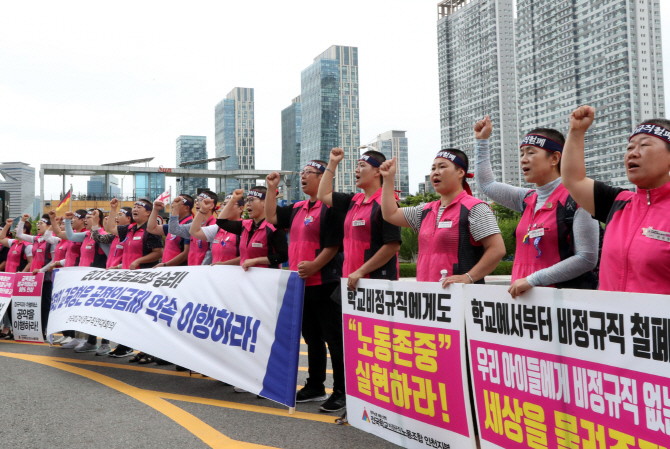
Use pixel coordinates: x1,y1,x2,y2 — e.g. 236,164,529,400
74,342,98,353
233,387,248,393
95,344,112,356
58,336,73,346
52,335,65,344
62,338,85,349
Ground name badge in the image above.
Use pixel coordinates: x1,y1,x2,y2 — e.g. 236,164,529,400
169,235,177,240
86,245,93,249
304,216,314,225
12,251,17,255
252,242,263,248
528,228,545,239
133,236,142,241
438,221,453,229
353,219,366,227
116,245,124,249
36,249,43,253
643,227,670,243
213,240,220,244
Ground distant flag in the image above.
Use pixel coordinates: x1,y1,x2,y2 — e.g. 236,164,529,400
156,190,171,203
56,189,72,213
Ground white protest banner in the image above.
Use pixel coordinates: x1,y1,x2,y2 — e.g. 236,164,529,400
11,273,44,343
342,278,475,449
464,284,670,449
0,272,15,320
49,266,305,407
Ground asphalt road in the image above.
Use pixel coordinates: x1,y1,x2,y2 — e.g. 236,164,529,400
0,338,401,449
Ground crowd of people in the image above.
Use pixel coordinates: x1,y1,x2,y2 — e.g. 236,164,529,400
0,105,668,422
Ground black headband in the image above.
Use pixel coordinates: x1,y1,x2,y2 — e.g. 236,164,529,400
225,195,245,206
630,123,670,144
248,190,266,200
358,154,382,168
521,134,564,154
306,161,326,173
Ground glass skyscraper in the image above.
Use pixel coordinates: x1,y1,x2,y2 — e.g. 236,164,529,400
281,96,302,202
373,131,410,199
0,162,35,218
87,175,120,197
516,0,665,187
437,0,521,198
301,46,359,192
135,172,166,200
215,87,255,193
176,135,208,196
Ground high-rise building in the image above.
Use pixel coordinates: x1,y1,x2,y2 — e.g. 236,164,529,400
215,87,255,193
0,162,35,218
176,135,208,196
301,45,359,192
281,96,302,202
437,0,520,197
418,175,436,195
372,131,410,199
87,175,120,197
516,0,665,187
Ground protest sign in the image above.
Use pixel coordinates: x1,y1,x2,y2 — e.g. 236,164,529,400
342,278,475,449
465,284,670,449
48,266,305,407
11,273,44,343
0,272,15,321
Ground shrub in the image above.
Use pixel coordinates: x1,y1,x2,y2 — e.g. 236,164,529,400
399,227,418,263
498,218,520,259
399,263,417,278
491,261,514,276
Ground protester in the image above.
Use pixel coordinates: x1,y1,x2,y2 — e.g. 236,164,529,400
561,106,670,294
472,116,601,298
265,163,347,412
217,187,288,271
148,194,193,267
380,152,505,285
91,207,133,270
317,147,402,423
0,218,33,273
189,194,242,266
62,209,112,354
317,148,402,289
104,198,163,358
14,214,56,339
161,192,218,266
0,224,8,272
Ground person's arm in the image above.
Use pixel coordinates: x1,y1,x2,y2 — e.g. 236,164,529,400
297,246,339,279
213,256,241,266
21,245,34,272
0,219,13,247
317,148,345,207
161,244,189,267
347,242,401,290
91,229,115,245
379,157,411,227
510,208,600,297
216,219,244,235
219,190,245,220
104,199,120,236
129,247,162,270
561,106,597,216
64,219,86,242
265,172,281,225
190,199,215,241
474,116,530,212
442,203,506,286
16,220,36,244
241,227,289,270
147,200,166,236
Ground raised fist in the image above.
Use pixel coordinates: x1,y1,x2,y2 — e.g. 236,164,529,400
379,157,397,180
266,172,280,190
232,189,245,201
569,106,595,133
172,197,184,208
48,210,56,218
5,218,13,226
21,214,30,222
154,200,165,211
200,198,215,213
474,115,493,140
54,216,63,226
110,198,119,209
329,148,345,165
65,211,74,220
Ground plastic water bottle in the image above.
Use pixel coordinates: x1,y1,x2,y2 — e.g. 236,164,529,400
439,270,448,281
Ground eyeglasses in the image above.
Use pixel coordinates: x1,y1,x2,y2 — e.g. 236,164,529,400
300,170,321,176
245,197,260,204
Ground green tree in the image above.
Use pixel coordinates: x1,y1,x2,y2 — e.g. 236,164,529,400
398,227,418,263
490,202,522,221
399,193,439,207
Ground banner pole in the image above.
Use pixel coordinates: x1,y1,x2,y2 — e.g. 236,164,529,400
288,407,295,415
69,184,72,211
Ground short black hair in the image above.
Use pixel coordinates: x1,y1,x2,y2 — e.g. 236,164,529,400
181,194,194,210
75,209,88,218
121,206,135,223
441,148,469,188
88,208,104,227
24,221,32,235
362,150,386,185
527,128,565,173
137,198,153,211
636,119,670,151
41,214,51,225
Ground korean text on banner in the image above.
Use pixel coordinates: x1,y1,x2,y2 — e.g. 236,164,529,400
342,278,475,449
48,266,305,407
11,273,44,343
0,272,16,321
465,284,670,449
